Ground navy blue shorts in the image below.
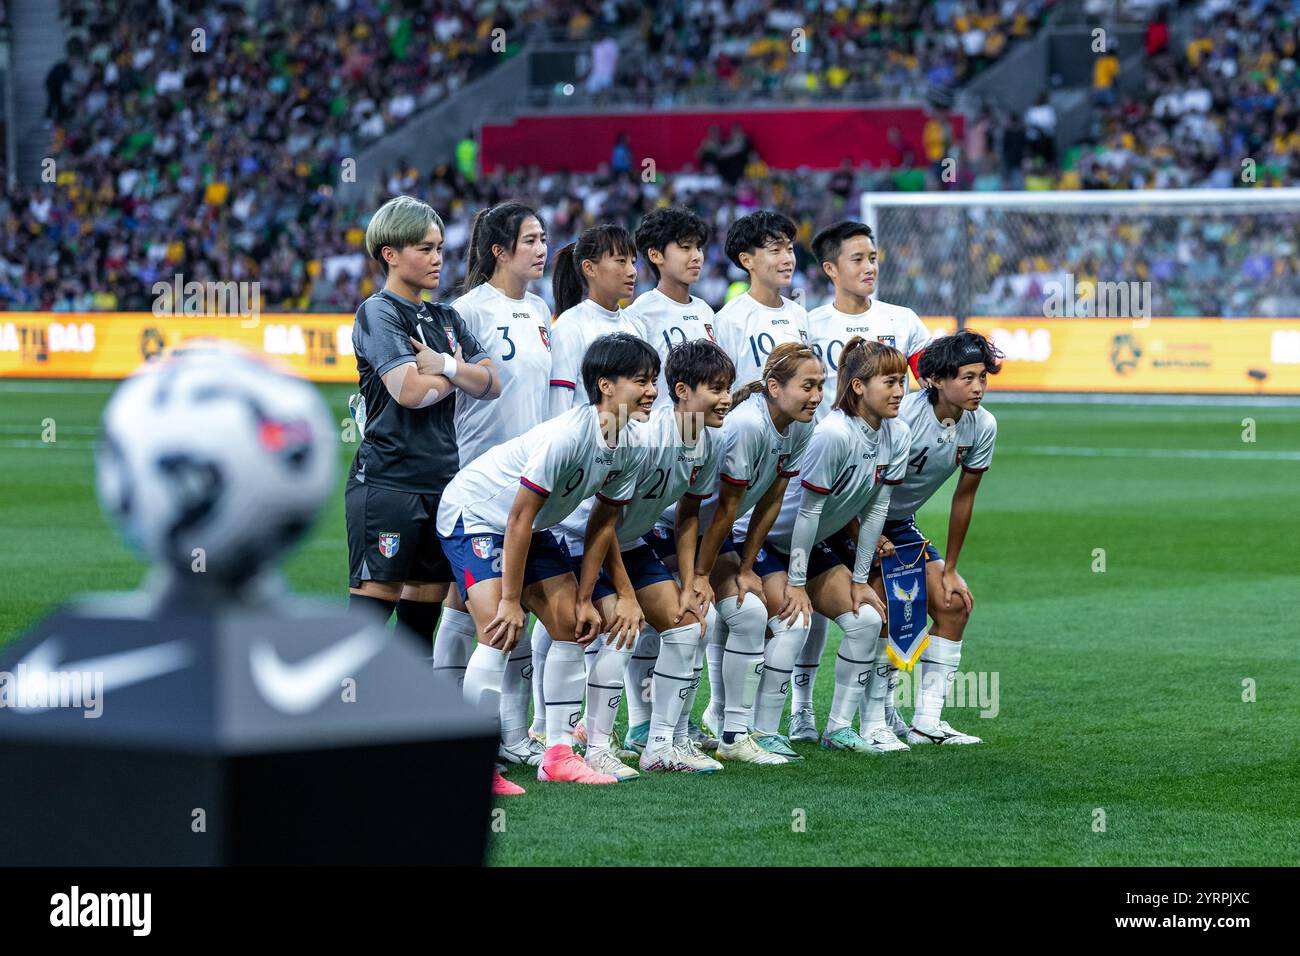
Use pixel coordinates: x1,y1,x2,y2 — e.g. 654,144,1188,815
882,515,942,563
439,518,573,600
754,529,858,581
562,541,677,601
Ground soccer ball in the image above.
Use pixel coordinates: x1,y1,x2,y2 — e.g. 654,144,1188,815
95,342,337,585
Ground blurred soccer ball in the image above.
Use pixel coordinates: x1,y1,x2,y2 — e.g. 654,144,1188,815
95,342,336,584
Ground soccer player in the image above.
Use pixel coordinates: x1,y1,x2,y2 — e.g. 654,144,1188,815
547,224,644,416
763,338,912,754
433,201,551,768
712,211,812,390
688,341,822,765
701,210,811,747
876,330,1001,746
787,220,934,743
345,196,501,648
437,333,657,792
555,340,735,777
529,223,645,745
621,206,719,752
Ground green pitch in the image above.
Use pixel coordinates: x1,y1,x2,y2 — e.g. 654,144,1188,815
2,381,1296,866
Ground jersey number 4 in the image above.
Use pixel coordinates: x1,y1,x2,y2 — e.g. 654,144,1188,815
909,447,929,474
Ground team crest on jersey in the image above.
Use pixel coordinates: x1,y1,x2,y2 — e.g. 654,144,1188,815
471,536,494,559
690,464,702,484
956,445,973,465
442,324,460,353
776,454,790,474
874,464,887,485
378,533,400,558
703,323,717,343
538,325,551,350
877,334,896,348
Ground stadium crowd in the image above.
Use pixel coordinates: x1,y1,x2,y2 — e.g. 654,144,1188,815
2,0,1297,317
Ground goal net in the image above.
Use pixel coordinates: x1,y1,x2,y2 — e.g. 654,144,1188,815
860,189,1300,324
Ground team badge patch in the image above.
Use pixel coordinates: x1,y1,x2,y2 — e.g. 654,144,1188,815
956,445,973,466
538,325,551,350
378,532,400,558
442,323,460,353
690,464,702,484
703,323,717,343
471,536,494,559
877,334,897,348
874,464,887,484
776,453,790,474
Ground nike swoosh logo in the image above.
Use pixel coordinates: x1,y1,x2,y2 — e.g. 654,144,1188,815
249,628,387,715
10,636,194,712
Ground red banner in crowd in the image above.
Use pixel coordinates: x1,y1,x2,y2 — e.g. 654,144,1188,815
480,107,962,174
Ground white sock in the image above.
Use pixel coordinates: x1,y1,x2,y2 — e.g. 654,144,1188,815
648,623,699,753
462,643,507,719
914,635,962,730
499,627,532,747
704,610,728,722
827,608,881,733
791,612,828,713
752,614,810,735
624,628,660,728
884,663,903,726
860,636,893,730
432,607,475,689
719,593,767,738
529,619,550,734
544,639,586,748
586,639,632,752
581,641,601,724
676,606,717,742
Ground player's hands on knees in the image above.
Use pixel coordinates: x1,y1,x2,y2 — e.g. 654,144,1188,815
876,536,896,559
780,583,812,628
851,580,887,620
941,567,973,614
607,592,644,649
487,598,526,651
676,578,714,626
574,599,602,645
734,566,764,604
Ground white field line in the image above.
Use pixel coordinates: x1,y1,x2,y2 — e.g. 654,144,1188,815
1008,445,1300,461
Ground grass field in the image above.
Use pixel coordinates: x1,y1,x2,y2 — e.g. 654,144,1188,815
2,380,1297,866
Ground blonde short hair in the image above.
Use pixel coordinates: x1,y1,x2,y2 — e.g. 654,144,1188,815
365,196,444,272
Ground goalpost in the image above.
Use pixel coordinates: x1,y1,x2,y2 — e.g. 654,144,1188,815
860,189,1300,327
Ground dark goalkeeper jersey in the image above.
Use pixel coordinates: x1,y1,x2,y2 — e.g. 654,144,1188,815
349,288,486,494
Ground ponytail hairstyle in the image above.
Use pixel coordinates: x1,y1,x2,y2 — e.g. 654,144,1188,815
917,329,1004,405
551,223,637,316
462,201,545,292
832,337,908,418
731,341,822,408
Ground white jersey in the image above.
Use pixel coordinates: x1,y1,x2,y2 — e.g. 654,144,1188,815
625,288,719,411
806,299,932,422
768,409,910,550
451,282,553,465
557,404,722,554
887,390,997,519
712,292,811,392
665,394,814,539
547,298,644,415
437,405,642,536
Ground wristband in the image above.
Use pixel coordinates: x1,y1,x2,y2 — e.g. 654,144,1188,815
441,354,458,379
